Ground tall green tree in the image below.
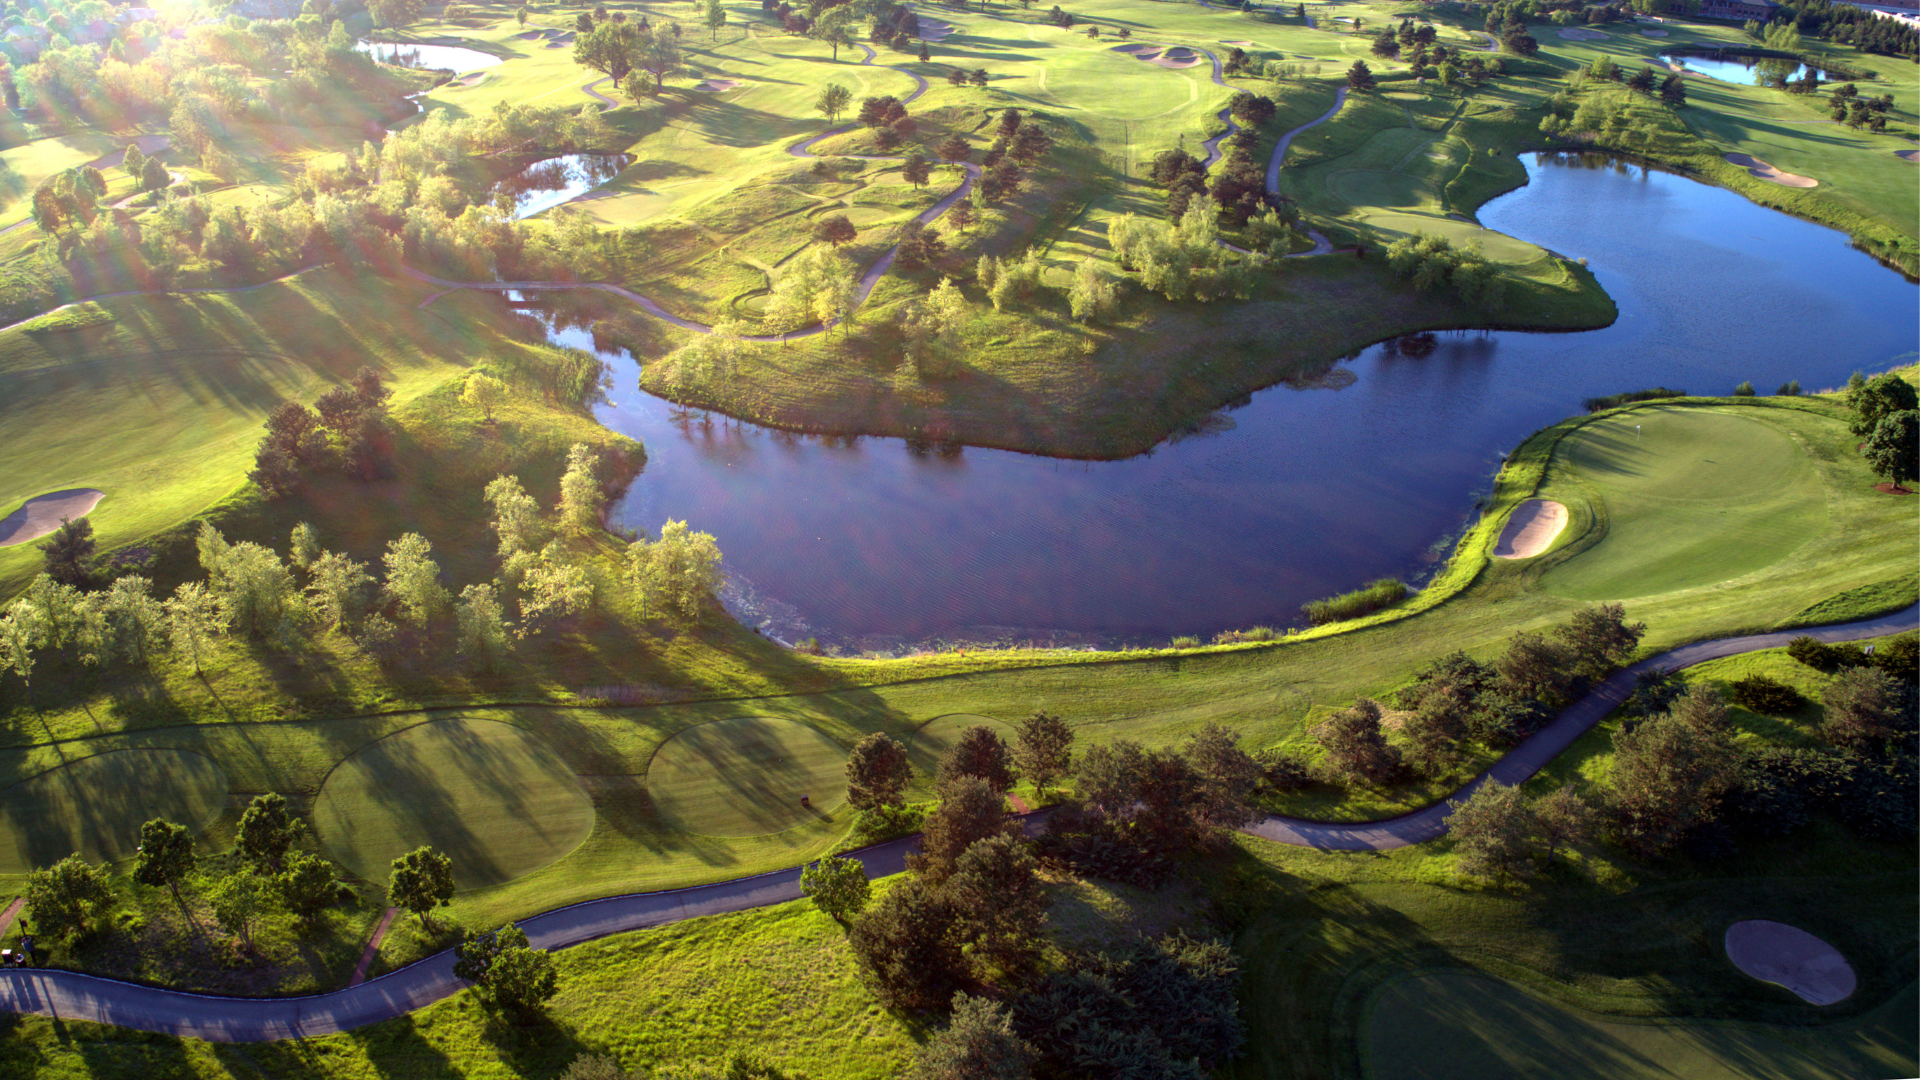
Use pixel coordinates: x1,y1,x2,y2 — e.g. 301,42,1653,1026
906,993,1037,1080
1011,710,1072,795
703,0,725,39
237,793,304,873
909,775,1015,882
390,845,455,930
1445,781,1539,878
573,20,644,86
208,870,277,952
557,442,605,533
1863,410,1919,490
1606,712,1741,857
848,876,965,1010
38,517,95,587
845,732,913,809
944,833,1048,975
455,923,560,1015
815,82,852,123
936,726,1016,793
135,818,196,905
1847,372,1919,439
27,853,114,942
165,581,225,675
278,850,339,918
624,519,724,620
800,853,870,922
383,532,451,629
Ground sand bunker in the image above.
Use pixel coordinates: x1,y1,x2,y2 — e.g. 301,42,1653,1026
1725,152,1818,188
1725,921,1856,1005
1493,499,1567,559
1110,42,1157,54
1640,27,1668,36
0,489,105,547
1897,149,1919,163
690,78,747,92
1149,46,1205,69
918,18,954,42
456,71,487,86
1557,26,1608,40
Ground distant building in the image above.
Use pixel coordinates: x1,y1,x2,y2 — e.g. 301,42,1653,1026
1698,0,1779,18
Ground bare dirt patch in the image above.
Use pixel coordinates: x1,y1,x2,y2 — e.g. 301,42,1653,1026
1873,482,1914,495
1493,498,1567,559
1725,152,1818,188
1725,920,1856,1005
0,488,104,547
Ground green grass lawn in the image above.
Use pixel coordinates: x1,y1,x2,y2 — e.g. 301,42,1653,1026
904,713,1016,796
1541,407,1830,600
0,748,227,874
1364,970,1918,1080
312,718,595,890
643,716,850,837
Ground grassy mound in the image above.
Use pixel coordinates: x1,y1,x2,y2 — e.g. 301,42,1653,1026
1365,970,1916,1080
0,749,227,874
313,718,593,890
1542,408,1827,600
646,717,848,837
906,713,1017,793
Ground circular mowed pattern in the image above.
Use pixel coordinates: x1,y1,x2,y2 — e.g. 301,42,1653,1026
907,714,1017,791
1542,408,1827,600
646,717,848,837
0,749,228,874
314,719,594,890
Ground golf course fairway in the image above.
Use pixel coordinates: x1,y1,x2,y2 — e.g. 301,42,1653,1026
1543,408,1828,600
313,718,594,890
646,717,849,837
0,749,227,874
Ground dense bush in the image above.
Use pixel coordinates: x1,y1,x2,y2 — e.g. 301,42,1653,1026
1581,387,1686,412
1786,635,1869,673
1011,933,1245,1077
1301,578,1407,626
1727,674,1805,715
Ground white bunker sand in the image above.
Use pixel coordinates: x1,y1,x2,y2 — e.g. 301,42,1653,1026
1493,499,1567,559
0,489,104,547
1725,920,1857,1005
1726,152,1818,188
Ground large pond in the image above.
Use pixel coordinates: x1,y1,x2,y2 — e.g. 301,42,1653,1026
562,152,1917,653
356,41,502,73
1665,53,1814,86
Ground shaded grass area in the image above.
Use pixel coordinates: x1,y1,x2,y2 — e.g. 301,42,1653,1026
312,718,595,889
0,749,227,874
643,716,849,837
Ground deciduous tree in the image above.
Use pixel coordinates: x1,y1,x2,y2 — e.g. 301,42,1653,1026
557,442,605,533
845,732,913,809
624,519,724,620
1822,666,1907,751
27,853,113,941
1606,712,1741,857
390,845,454,930
1445,781,1538,878
1012,710,1072,794
237,793,303,873
1863,410,1919,490
1316,699,1405,786
165,582,225,675
208,869,276,952
936,725,1016,792
462,373,508,422
135,818,196,904
800,853,870,922
278,850,338,917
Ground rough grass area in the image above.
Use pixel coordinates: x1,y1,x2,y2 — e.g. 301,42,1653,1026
1364,970,1917,1080
312,718,595,889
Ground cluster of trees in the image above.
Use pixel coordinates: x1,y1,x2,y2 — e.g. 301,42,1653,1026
975,248,1117,323
453,922,561,1017
27,793,341,956
761,246,859,334
1759,0,1917,57
572,17,683,96
1572,52,1687,108
1449,635,1916,872
1370,24,1504,94
251,366,394,495
820,716,1247,1078
1382,232,1505,310
1301,606,1648,789
0,445,700,698
1846,371,1918,489
1826,82,1896,133
1107,204,1266,304
1143,96,1277,226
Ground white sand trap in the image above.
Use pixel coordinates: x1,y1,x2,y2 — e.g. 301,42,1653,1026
0,489,105,547
1640,27,1668,36
1557,27,1608,40
919,18,954,41
1897,149,1919,163
1725,152,1818,188
1493,499,1567,559
690,79,746,92
1110,42,1156,54
1726,921,1856,1005
1150,47,1205,69
456,71,487,86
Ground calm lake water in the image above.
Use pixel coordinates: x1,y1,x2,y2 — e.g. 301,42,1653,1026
1666,53,1811,86
499,154,633,220
356,41,502,72
565,153,1918,653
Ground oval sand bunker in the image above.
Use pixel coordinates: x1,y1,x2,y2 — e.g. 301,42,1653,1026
1725,920,1856,1005
0,488,104,547
1493,499,1567,559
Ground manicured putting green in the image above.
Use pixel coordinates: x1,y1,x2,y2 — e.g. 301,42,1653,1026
0,749,228,874
1543,408,1827,600
907,714,1017,790
646,717,848,837
1365,971,1917,1080
313,718,593,890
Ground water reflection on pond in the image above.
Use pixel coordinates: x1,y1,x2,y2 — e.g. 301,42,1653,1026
356,41,502,72
1665,52,1817,86
494,154,632,219
555,152,1918,653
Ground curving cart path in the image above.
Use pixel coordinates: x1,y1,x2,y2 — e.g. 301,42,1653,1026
1247,603,1920,850
0,607,1910,1038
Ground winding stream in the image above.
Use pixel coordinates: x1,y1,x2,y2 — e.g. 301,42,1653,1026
571,153,1915,653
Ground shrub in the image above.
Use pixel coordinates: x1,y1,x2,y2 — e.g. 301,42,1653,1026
1786,636,1870,673
1581,387,1686,412
1727,674,1805,716
1169,635,1201,648
847,803,927,846
1301,578,1407,626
